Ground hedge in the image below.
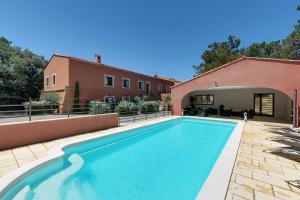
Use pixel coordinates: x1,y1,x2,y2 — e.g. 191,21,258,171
89,101,110,115
115,101,138,116
140,101,160,114
23,100,54,115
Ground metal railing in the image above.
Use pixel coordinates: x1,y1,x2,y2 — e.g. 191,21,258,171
0,96,171,125
118,109,171,125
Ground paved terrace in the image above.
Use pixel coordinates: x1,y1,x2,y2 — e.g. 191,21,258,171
0,117,300,199
226,121,300,200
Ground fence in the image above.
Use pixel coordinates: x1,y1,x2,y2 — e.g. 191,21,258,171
0,95,171,125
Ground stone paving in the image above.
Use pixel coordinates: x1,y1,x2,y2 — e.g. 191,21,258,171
0,118,300,199
226,121,300,200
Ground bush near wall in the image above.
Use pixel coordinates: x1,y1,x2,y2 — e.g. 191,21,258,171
41,92,60,112
115,101,139,116
89,101,110,115
23,92,60,115
140,101,161,114
23,101,52,115
40,92,60,105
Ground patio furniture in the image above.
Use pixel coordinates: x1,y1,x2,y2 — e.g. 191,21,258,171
219,105,232,116
183,107,198,116
207,107,218,115
197,109,206,117
231,111,241,117
286,180,300,189
197,108,209,117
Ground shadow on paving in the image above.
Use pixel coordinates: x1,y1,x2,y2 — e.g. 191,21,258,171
262,126,300,189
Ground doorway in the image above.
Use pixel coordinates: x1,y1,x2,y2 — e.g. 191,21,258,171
254,93,274,116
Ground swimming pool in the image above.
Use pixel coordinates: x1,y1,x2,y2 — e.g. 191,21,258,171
0,117,243,200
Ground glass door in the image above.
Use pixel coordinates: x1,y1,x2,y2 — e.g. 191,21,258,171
254,93,274,116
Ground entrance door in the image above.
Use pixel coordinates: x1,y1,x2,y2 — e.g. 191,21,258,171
254,93,274,116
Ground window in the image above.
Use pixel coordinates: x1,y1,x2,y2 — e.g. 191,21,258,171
196,95,214,105
122,96,130,101
138,81,144,90
52,74,56,85
146,82,151,94
254,93,274,116
157,84,162,93
122,78,130,88
165,85,170,93
45,76,49,87
104,75,114,87
104,96,115,105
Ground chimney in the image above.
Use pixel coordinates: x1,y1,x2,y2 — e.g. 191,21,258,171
95,54,101,64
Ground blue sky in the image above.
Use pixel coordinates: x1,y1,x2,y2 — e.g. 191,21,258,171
0,0,299,81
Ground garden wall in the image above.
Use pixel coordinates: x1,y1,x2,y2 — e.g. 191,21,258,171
0,113,118,150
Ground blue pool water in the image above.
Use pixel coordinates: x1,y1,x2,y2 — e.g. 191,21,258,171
1,117,236,200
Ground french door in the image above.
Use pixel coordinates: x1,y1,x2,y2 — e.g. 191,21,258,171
254,93,274,116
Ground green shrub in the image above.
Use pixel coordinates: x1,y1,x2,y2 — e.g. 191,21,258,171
140,101,161,113
162,94,171,111
23,100,52,115
89,101,110,115
73,81,80,112
115,101,138,116
40,92,60,104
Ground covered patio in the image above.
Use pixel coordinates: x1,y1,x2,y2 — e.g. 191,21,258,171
182,86,292,123
171,57,300,126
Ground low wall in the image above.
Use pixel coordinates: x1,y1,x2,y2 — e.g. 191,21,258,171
0,113,118,150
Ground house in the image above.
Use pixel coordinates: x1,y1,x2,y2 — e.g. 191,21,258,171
171,57,300,127
44,54,179,111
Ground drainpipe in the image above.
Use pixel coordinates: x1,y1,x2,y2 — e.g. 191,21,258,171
292,89,298,128
66,85,70,118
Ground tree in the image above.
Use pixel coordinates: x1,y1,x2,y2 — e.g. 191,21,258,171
193,6,300,75
193,36,242,74
162,94,171,111
240,41,286,58
282,21,300,59
0,37,47,101
72,81,80,112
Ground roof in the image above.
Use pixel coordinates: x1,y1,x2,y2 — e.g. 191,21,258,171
153,75,181,83
45,54,178,83
171,56,300,89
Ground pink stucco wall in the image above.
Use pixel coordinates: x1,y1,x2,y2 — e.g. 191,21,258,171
0,114,118,150
171,57,300,125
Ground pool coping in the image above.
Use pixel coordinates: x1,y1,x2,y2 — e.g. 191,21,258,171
0,116,244,199
194,116,244,200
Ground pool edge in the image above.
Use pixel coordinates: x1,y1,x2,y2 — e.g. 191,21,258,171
194,117,244,200
0,116,244,199
0,116,180,197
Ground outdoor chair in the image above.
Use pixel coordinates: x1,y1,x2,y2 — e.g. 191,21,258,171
208,107,218,115
197,108,209,117
219,105,232,116
286,180,300,190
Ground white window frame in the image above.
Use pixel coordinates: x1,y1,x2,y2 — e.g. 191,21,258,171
122,78,130,89
122,96,130,101
104,74,114,87
51,73,56,86
145,81,151,94
137,80,144,90
104,96,115,105
45,76,49,87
